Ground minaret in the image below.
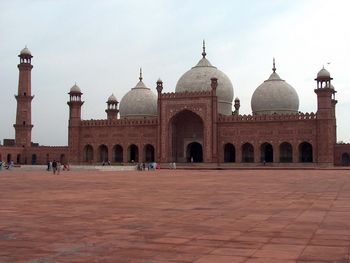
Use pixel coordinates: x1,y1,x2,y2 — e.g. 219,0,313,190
314,66,336,166
67,83,84,163
105,94,119,120
14,46,34,147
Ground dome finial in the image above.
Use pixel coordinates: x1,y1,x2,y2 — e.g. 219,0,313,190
272,57,276,73
139,68,143,81
202,40,206,58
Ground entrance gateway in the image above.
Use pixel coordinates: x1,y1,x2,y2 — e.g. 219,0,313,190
170,110,204,163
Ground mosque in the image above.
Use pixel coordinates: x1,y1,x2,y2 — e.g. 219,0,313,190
0,44,350,167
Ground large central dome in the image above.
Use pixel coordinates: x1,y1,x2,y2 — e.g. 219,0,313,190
175,44,234,115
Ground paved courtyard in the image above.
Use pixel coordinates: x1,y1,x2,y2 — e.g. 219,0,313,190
0,168,350,263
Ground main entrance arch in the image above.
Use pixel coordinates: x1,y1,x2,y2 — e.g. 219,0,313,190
169,110,204,163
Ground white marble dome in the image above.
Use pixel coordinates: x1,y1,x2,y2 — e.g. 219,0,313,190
119,74,157,119
251,63,299,115
20,46,31,56
175,47,234,115
70,83,81,93
107,94,117,103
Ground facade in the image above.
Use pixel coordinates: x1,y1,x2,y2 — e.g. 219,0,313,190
1,46,350,167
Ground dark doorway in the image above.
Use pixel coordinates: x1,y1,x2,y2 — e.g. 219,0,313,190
83,145,93,162
31,154,37,165
186,142,203,162
7,154,11,163
98,144,108,163
144,144,155,162
242,143,254,163
113,145,123,163
341,153,350,166
261,143,273,163
299,142,313,162
128,144,139,162
16,154,21,164
224,143,235,162
280,142,293,163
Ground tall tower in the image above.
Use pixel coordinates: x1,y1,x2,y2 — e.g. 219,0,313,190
14,47,34,147
314,67,337,166
67,83,84,163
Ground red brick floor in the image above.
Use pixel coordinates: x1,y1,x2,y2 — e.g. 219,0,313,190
0,168,350,263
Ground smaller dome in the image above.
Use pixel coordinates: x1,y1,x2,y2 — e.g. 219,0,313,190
20,46,31,56
251,60,299,115
107,94,117,103
70,83,81,93
119,71,157,119
317,67,330,79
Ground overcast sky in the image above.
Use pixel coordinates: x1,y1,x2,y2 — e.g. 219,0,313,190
0,0,349,146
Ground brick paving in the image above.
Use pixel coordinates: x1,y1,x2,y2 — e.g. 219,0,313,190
0,168,350,263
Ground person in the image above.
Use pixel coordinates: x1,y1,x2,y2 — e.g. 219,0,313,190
7,160,13,170
173,162,176,169
0,160,2,171
63,163,70,171
142,163,146,171
57,161,61,175
47,161,50,171
52,160,57,174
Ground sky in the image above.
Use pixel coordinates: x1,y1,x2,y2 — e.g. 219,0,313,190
0,0,349,146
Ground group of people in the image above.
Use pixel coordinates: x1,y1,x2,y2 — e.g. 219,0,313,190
137,162,159,171
47,160,70,174
0,160,14,170
169,162,177,169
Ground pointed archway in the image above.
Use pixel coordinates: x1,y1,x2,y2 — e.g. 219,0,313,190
242,143,254,163
299,142,313,162
144,144,155,162
83,145,93,163
169,110,204,163
280,142,293,163
224,143,235,162
128,144,139,162
341,153,350,166
261,143,273,163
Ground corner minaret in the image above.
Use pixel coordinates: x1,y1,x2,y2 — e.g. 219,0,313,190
314,66,337,166
67,83,84,163
14,46,34,147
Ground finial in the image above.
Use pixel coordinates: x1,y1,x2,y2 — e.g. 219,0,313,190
139,68,143,81
202,40,206,58
272,57,276,73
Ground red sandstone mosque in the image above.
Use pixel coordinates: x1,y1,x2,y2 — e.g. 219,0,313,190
1,45,350,167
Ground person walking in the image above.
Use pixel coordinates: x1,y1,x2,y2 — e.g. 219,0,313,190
52,160,57,175
57,161,61,175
